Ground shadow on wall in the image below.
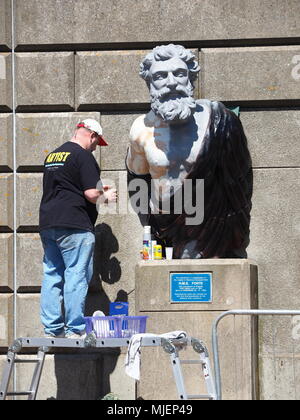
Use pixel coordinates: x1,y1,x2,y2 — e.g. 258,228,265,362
53,350,121,401
52,223,127,400
86,222,124,315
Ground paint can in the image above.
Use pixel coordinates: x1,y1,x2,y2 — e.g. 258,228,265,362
153,245,162,260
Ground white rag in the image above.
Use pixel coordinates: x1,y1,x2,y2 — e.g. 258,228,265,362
125,331,187,381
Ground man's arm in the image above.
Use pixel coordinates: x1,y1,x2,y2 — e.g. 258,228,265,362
84,189,102,204
84,186,117,205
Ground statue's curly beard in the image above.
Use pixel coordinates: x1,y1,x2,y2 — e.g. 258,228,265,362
150,84,197,122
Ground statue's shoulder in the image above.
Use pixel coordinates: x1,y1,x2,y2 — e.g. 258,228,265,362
130,114,147,141
195,98,213,108
130,111,155,141
195,99,224,111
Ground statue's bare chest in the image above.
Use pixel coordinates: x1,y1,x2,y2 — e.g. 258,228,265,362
144,105,210,179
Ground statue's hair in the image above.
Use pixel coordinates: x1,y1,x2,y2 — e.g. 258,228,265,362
140,44,200,87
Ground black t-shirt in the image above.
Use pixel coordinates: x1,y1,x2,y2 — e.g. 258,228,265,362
39,142,101,232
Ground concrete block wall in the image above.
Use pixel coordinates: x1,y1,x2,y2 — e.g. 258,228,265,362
0,0,299,400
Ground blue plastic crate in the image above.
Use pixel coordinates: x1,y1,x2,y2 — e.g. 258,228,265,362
120,316,148,338
85,316,120,338
85,316,148,338
109,302,129,316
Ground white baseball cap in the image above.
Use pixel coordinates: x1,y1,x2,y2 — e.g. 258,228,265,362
76,118,108,146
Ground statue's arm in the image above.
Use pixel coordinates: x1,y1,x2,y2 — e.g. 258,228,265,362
126,117,150,175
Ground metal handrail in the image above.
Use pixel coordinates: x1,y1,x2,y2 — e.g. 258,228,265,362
211,309,300,400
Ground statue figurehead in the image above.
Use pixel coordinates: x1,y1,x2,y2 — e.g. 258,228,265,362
127,44,253,259
139,44,200,123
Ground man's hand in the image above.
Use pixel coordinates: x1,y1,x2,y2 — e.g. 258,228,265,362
84,185,118,205
102,185,118,204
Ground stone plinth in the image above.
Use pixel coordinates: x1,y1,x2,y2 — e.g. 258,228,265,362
136,259,258,400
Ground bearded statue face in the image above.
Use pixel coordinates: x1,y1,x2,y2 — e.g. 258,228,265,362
148,56,197,123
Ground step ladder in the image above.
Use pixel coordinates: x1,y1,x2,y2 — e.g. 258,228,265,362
0,341,48,401
0,335,216,401
161,337,217,400
0,336,89,401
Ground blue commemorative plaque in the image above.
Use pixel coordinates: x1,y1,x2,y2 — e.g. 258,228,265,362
170,273,212,303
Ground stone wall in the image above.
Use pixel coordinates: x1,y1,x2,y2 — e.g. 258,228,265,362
0,0,299,400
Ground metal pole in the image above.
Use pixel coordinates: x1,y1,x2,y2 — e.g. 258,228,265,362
211,309,300,400
10,0,17,398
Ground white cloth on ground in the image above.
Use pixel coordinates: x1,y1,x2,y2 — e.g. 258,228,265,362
125,331,187,381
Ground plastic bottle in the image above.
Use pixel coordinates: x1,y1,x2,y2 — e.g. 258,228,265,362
142,226,151,260
151,240,157,260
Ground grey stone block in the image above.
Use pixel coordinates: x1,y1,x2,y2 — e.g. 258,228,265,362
16,173,43,227
17,233,43,291
158,0,300,41
15,52,75,109
93,171,143,310
76,49,199,107
75,51,150,106
248,169,300,309
0,0,11,48
16,112,101,168
0,233,13,292
241,110,300,168
259,354,300,400
201,46,300,101
100,112,144,170
0,113,13,170
259,316,300,356
14,0,300,46
247,167,300,401
16,294,43,338
0,173,13,229
0,294,13,348
0,53,12,109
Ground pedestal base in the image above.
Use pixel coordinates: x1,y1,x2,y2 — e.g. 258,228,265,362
135,259,258,400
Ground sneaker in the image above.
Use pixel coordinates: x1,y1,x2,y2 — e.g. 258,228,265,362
44,332,65,339
65,332,86,340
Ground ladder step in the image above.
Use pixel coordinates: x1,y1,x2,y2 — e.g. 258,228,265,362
6,391,33,396
14,359,40,364
187,394,213,400
180,360,202,365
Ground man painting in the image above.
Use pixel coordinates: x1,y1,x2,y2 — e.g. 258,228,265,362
126,44,252,259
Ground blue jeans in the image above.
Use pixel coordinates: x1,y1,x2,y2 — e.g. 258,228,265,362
40,228,95,336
